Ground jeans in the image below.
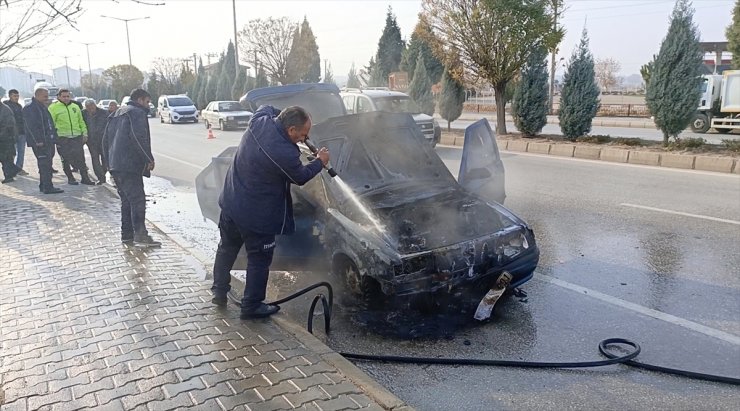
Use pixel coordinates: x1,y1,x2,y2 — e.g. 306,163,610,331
15,134,25,169
211,213,276,312
31,143,54,190
110,171,147,240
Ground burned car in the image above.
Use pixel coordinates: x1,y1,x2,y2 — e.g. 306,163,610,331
196,83,538,299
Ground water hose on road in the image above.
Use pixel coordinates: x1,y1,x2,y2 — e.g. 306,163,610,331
227,282,740,386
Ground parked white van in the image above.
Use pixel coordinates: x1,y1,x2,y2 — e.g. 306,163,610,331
158,95,199,124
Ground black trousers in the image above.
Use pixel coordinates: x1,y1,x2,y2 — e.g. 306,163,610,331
211,213,276,312
0,152,19,180
87,139,107,182
31,144,54,190
110,171,147,239
56,136,89,180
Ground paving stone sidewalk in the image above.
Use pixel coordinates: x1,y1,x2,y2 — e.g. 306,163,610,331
0,163,388,410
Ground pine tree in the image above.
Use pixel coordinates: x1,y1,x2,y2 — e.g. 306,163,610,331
232,68,247,100
408,53,435,116
646,0,703,145
438,68,465,131
255,65,269,88
146,71,160,107
374,6,406,82
401,18,444,84
285,27,302,83
223,41,237,83
727,0,739,69
512,47,549,137
347,63,362,88
205,74,217,104
323,61,335,84
216,66,231,101
191,58,205,107
300,18,321,83
179,65,196,95
559,28,600,141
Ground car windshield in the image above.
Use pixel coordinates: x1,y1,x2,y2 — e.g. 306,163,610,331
218,102,242,111
372,96,421,114
254,92,344,124
168,97,194,106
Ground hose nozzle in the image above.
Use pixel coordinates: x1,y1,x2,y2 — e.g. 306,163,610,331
304,138,338,178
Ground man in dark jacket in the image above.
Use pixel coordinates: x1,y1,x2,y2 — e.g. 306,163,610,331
0,101,20,183
211,105,329,319
5,90,28,175
83,99,109,184
103,88,160,248
22,88,63,194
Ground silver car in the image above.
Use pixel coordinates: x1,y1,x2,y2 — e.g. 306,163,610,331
201,101,253,131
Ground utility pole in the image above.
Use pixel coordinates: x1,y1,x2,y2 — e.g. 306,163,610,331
205,52,219,66
253,50,258,77
548,0,560,115
100,15,150,65
71,41,104,95
232,0,239,75
63,56,71,87
193,53,198,75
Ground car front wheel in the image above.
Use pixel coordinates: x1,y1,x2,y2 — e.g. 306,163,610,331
691,113,710,133
219,120,226,131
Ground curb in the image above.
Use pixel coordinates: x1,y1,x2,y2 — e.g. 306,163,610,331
457,139,739,174
454,114,655,129
100,183,412,411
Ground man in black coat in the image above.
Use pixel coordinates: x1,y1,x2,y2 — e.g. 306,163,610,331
83,99,109,184
212,105,329,319
0,101,20,183
22,88,63,194
103,88,159,247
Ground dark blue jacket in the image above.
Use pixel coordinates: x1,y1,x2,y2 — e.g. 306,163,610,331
219,105,323,235
103,101,153,177
22,98,56,147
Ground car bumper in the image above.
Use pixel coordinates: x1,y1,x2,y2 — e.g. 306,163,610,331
226,119,250,128
172,114,198,122
383,246,540,296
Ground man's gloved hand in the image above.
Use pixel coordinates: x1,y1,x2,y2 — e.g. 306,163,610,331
148,161,155,171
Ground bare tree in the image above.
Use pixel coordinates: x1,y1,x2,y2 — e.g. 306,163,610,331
238,17,296,85
595,57,622,92
152,57,182,89
0,0,83,64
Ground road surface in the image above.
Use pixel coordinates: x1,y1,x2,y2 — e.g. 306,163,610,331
140,120,740,410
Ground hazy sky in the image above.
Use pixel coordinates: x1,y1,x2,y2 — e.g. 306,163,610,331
6,0,737,78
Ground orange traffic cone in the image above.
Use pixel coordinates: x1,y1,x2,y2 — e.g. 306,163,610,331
207,126,216,140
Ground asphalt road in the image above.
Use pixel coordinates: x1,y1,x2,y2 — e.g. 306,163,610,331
448,118,739,145
143,119,740,410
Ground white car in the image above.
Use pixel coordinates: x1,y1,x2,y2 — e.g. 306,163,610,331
97,99,117,110
201,101,253,131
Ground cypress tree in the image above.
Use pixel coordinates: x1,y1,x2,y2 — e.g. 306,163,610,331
408,52,435,116
347,63,362,88
559,28,600,140
232,68,247,100
300,18,321,83
512,47,549,137
645,0,703,145
323,61,335,84
216,66,231,101
204,74,217,105
374,6,405,81
728,0,739,69
438,68,465,131
255,65,269,88
285,27,302,83
401,18,443,84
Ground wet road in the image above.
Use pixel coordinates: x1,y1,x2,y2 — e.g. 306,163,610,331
448,118,739,145
144,120,740,410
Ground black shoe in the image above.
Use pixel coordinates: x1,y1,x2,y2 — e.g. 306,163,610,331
212,295,228,307
17,170,28,176
96,180,106,185
51,168,59,174
81,179,96,186
68,179,79,185
42,187,64,194
1,177,14,184
134,235,162,248
240,304,280,319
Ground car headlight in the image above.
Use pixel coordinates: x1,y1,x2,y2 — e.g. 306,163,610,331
227,116,234,120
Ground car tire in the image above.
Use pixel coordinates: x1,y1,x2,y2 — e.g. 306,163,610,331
690,113,710,133
169,114,174,124
715,128,732,134
193,118,198,123
219,120,226,131
160,115,164,123
204,120,210,129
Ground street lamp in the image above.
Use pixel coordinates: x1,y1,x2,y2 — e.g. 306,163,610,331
70,40,104,95
100,15,150,65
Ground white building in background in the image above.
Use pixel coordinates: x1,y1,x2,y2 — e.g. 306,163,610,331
0,66,54,96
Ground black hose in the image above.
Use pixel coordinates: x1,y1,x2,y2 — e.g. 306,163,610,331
232,282,740,386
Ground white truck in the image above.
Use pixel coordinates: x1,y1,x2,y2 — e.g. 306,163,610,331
691,70,740,134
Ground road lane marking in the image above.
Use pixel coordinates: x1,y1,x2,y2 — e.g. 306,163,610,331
535,274,740,346
621,203,740,226
152,152,204,170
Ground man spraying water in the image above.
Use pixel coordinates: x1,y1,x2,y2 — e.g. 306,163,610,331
211,105,330,319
